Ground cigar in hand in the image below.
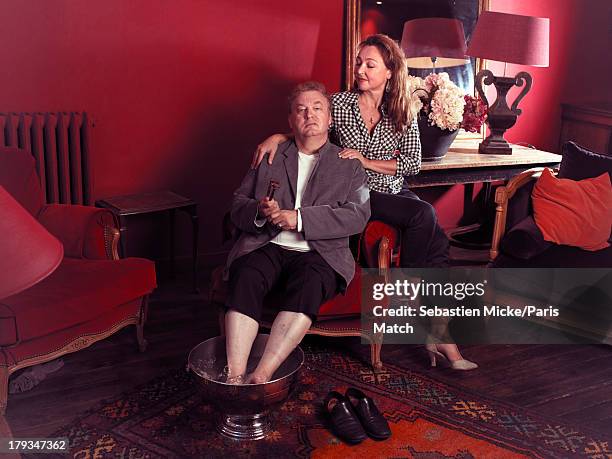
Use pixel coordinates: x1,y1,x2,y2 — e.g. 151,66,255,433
266,179,280,200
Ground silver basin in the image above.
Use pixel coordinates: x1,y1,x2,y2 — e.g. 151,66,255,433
187,334,304,440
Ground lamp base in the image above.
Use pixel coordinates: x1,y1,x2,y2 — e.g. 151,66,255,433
478,136,512,155
474,70,533,156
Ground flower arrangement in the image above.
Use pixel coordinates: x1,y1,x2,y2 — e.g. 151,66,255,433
461,93,488,133
407,72,487,133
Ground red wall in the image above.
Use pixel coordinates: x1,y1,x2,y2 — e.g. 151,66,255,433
0,0,344,260
2,1,609,258
488,0,612,152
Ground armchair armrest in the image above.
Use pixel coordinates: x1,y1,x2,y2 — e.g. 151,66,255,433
37,204,120,260
490,167,551,260
359,221,399,274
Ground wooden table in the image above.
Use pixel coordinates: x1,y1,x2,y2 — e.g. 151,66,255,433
405,138,562,249
96,191,199,293
406,138,562,188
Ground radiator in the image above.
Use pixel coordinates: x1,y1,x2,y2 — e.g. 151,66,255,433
0,112,93,205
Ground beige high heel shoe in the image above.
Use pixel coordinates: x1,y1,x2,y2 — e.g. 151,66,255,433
425,340,478,371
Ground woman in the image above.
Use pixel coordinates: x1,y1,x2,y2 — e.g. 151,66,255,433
252,34,476,370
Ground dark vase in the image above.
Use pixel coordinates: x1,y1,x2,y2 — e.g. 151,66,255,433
417,116,459,161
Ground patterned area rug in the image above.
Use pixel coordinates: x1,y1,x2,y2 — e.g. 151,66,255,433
43,345,610,458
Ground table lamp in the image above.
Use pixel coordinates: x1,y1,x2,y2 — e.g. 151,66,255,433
0,186,63,299
401,18,467,72
466,11,549,154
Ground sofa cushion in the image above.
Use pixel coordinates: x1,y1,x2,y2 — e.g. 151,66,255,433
501,216,552,260
532,168,612,251
0,257,156,344
559,141,612,182
0,299,143,366
317,264,364,317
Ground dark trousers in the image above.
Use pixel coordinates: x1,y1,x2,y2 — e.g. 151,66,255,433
370,189,449,267
225,244,340,322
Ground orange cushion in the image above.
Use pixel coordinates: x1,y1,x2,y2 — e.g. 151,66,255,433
532,168,612,251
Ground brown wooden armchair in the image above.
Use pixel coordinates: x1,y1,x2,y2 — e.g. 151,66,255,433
489,167,547,263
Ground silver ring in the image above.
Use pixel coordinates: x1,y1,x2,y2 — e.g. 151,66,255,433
277,223,283,228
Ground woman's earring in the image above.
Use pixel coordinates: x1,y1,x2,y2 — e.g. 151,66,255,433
385,80,391,93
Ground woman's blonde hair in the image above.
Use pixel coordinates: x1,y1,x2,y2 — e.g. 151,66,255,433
355,34,412,133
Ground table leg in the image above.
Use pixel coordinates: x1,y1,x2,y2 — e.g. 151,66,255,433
449,182,496,250
463,183,475,222
169,208,176,279
482,182,492,205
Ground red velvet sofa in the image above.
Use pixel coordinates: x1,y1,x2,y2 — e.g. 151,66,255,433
0,147,157,415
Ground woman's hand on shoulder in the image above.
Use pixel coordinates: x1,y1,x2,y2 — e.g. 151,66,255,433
251,134,287,169
338,148,369,168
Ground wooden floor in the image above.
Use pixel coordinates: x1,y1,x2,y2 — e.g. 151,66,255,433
4,267,612,440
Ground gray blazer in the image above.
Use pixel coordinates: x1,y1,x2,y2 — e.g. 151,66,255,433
225,140,370,288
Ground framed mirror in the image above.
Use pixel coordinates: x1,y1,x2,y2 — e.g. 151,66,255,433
344,0,490,138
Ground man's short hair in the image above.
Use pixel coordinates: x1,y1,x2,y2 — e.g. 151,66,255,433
287,81,332,113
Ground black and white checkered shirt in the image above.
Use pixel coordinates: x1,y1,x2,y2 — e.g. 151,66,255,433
330,91,421,194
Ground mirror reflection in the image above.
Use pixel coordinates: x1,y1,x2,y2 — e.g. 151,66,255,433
360,0,481,94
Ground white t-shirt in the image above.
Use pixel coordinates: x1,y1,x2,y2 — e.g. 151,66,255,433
256,151,319,252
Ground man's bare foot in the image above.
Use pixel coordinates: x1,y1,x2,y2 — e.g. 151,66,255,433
225,374,245,385
245,372,269,384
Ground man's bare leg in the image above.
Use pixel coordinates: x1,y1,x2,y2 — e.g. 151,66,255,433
225,309,260,383
246,311,312,384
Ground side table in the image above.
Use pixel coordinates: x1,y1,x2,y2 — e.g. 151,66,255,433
96,190,199,293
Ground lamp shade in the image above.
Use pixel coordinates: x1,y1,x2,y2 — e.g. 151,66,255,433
401,18,467,59
466,11,549,67
0,186,63,300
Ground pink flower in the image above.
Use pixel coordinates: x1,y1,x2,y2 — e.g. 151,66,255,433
407,74,488,132
462,95,488,133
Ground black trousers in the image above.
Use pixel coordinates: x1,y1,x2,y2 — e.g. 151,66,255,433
370,189,449,267
225,244,340,322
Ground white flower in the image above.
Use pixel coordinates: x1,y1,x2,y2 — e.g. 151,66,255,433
406,76,425,119
411,72,466,130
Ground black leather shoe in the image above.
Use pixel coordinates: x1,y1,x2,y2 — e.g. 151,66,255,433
345,387,391,440
324,390,368,444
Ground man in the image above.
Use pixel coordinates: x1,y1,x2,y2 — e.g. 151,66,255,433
224,81,370,384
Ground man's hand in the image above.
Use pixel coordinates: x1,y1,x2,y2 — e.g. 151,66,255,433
269,209,298,231
258,197,280,218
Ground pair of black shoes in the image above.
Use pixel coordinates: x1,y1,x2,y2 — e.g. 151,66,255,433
324,388,391,444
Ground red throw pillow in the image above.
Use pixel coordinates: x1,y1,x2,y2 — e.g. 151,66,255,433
532,168,612,251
